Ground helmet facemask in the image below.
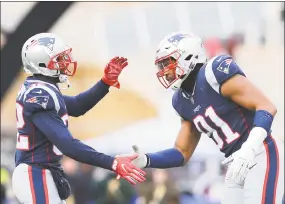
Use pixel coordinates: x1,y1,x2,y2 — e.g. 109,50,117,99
47,48,77,77
155,51,185,89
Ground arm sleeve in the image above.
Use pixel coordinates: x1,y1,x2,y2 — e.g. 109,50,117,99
31,110,115,170
63,80,110,117
205,55,246,94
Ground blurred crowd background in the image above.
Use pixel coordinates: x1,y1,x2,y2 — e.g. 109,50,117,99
1,2,284,204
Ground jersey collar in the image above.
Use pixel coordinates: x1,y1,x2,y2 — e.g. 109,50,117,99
26,75,59,90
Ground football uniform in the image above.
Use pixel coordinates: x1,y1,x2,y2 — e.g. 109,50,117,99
12,75,112,204
172,55,284,204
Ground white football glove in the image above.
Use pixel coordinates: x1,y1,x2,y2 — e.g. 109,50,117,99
222,145,256,186
222,127,267,186
129,145,148,168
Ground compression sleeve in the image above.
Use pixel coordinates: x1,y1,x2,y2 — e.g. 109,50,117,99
31,110,115,170
146,148,185,168
63,80,110,117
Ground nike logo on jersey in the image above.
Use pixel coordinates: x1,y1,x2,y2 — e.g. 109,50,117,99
194,105,201,113
33,90,42,94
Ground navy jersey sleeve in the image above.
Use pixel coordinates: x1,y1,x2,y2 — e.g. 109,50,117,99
22,85,60,117
205,55,246,94
31,109,115,170
63,80,110,117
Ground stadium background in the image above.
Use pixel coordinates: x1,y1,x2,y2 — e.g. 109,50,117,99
1,2,284,204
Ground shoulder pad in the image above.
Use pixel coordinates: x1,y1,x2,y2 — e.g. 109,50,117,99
205,55,245,94
23,83,60,113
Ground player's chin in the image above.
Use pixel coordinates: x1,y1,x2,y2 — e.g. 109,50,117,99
167,77,176,84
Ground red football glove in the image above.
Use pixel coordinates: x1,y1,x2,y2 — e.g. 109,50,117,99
102,56,128,89
112,154,146,185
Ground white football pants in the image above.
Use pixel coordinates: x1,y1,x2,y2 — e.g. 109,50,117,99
12,163,66,204
222,136,284,204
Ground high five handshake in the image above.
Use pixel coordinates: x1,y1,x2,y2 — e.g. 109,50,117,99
13,32,284,204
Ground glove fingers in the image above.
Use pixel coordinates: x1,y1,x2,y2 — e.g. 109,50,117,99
132,166,146,176
130,172,146,183
110,56,120,63
132,145,139,153
123,165,145,184
125,163,146,176
121,61,128,69
116,58,127,66
114,57,126,64
124,176,136,185
124,164,146,182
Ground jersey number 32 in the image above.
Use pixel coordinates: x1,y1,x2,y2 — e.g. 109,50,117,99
16,102,68,155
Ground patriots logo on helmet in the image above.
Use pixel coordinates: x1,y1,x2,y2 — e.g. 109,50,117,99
38,37,55,51
168,33,189,46
26,95,50,109
217,59,232,74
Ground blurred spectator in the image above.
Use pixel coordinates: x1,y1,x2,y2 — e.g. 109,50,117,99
204,37,226,59
1,183,7,204
224,34,244,59
1,28,11,49
67,163,97,204
137,169,179,204
180,190,220,204
93,173,137,204
1,167,12,204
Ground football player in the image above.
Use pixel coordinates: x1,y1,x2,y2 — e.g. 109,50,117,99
122,32,284,204
12,33,146,204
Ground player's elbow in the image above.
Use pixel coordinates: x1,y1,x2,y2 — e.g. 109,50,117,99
175,148,191,166
257,103,277,117
269,104,277,116
181,154,191,166
69,110,87,117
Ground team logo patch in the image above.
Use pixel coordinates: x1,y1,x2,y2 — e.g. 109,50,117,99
26,96,50,109
38,37,55,51
217,59,232,74
168,33,191,46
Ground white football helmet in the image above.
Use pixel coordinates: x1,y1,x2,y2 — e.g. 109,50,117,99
155,31,207,90
21,33,77,85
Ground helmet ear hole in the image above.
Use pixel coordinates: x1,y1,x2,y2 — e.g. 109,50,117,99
39,63,46,68
184,54,193,61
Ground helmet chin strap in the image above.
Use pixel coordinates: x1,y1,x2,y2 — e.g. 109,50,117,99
58,74,71,90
